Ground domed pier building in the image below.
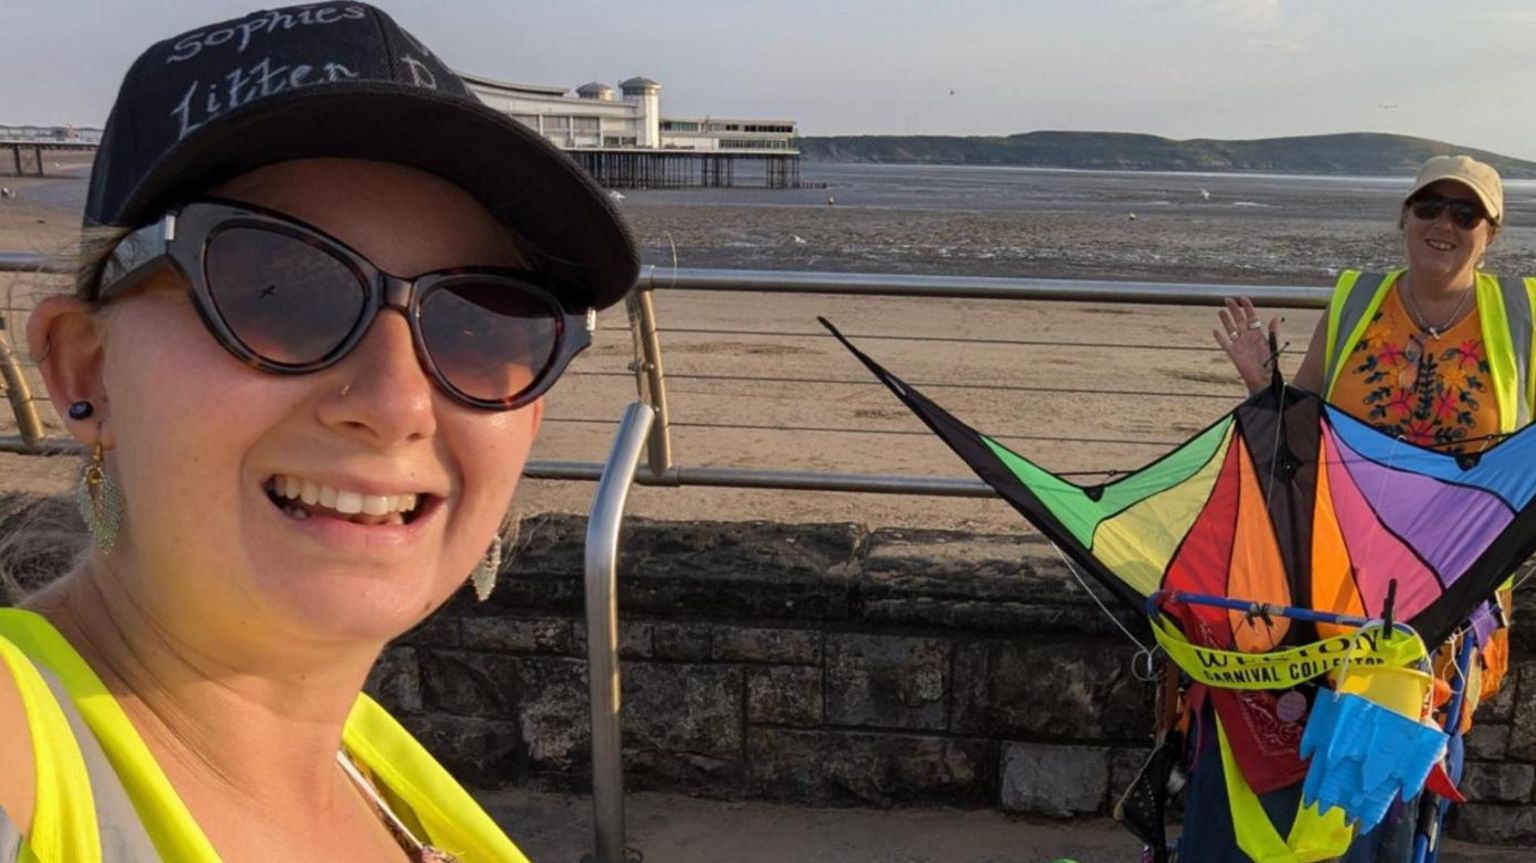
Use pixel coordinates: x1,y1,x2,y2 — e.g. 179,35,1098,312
462,73,800,189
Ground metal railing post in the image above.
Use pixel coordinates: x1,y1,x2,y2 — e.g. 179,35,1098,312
0,326,45,447
1,251,69,449
625,270,675,482
584,401,656,863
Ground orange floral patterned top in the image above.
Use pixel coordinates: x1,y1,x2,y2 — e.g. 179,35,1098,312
1327,276,1512,711
1327,280,1499,452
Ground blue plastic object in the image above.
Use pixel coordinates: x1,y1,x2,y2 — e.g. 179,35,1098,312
1300,692,1448,832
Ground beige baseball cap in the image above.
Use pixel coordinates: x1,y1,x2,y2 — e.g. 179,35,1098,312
1405,155,1504,225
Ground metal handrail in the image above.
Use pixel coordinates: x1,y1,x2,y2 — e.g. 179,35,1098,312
0,252,71,274
0,253,1335,305
640,265,1333,307
583,402,655,863
521,459,994,496
613,266,1326,491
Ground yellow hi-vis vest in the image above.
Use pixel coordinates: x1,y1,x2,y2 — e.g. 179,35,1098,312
0,608,529,863
1322,269,1536,433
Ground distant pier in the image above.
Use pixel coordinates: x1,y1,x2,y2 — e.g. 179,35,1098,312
0,126,102,177
571,149,803,189
0,135,808,190
0,140,97,177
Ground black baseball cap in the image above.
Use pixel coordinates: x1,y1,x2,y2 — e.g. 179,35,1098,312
85,2,638,309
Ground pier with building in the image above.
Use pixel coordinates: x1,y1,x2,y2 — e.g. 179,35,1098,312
4,75,801,190
466,74,803,189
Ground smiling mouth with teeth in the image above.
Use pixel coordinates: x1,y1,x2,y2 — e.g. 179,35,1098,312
266,475,427,526
1426,239,1456,251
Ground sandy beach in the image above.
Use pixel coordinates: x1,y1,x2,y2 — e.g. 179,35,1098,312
7,161,1534,532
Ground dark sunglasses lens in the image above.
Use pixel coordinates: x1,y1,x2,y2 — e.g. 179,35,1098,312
418,280,561,403
1410,198,1447,221
205,228,366,364
1449,202,1483,230
1410,196,1484,229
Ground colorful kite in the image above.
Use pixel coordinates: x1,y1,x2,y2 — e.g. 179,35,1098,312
823,316,1536,863
822,318,1536,653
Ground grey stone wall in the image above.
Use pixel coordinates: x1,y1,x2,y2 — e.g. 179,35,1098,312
1455,664,1536,842
361,513,1536,846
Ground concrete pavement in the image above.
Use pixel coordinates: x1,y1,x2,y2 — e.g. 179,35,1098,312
480,789,1531,863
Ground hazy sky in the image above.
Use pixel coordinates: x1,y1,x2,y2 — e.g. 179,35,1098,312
5,1,1536,159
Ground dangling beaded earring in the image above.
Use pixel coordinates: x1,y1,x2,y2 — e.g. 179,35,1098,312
470,535,502,602
76,442,124,553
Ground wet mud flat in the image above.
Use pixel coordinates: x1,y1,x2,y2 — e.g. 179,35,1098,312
621,202,1536,287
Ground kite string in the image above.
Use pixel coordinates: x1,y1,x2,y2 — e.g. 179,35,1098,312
1512,560,1536,593
1048,541,1160,682
1262,381,1288,515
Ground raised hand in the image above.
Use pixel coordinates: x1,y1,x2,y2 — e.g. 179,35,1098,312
1213,296,1281,393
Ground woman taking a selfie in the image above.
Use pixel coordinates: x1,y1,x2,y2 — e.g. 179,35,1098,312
0,4,637,860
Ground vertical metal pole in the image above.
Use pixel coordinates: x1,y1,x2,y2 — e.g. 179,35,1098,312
584,402,655,863
624,275,674,480
0,326,45,446
1414,632,1479,863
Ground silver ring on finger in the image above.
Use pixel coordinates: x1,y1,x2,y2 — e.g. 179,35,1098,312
1247,319,1261,330
1229,330,1241,339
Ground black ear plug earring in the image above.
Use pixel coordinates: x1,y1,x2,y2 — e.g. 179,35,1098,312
68,401,94,420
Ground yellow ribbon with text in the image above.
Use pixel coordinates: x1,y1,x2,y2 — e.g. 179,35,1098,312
1152,615,1427,690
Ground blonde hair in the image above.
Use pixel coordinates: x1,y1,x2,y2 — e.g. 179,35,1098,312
75,224,133,301
0,493,87,605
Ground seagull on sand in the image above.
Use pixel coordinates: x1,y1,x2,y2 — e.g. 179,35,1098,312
1200,188,1211,200
792,235,808,245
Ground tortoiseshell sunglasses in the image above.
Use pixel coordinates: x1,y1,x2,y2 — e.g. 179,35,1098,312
97,198,593,410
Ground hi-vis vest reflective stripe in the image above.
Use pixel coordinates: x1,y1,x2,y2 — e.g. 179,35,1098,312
1322,269,1536,433
0,633,101,862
